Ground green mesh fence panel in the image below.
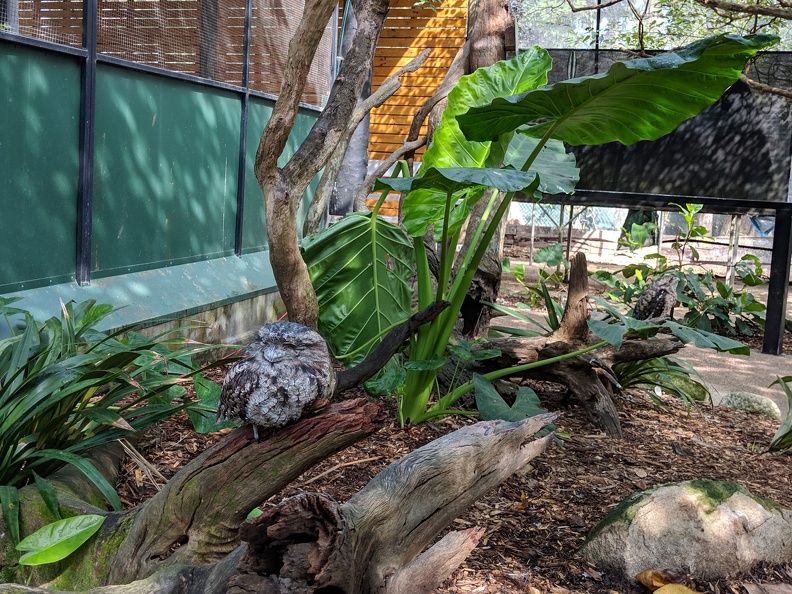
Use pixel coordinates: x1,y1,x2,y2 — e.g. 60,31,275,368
91,65,241,278
0,45,80,292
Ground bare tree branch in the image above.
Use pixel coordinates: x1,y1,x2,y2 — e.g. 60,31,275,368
740,73,792,99
353,138,427,212
565,0,627,12
334,300,450,393
303,49,432,235
408,41,471,143
253,0,338,195
352,42,472,211
281,0,390,196
252,0,390,326
694,0,792,19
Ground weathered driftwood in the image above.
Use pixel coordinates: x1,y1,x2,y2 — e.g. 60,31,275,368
107,399,388,584
227,414,556,594
1,413,555,594
0,398,386,591
440,252,684,438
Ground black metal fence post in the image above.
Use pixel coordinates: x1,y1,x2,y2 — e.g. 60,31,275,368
763,206,792,355
76,0,97,284
234,0,254,256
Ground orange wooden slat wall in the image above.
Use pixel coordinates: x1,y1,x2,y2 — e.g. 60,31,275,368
369,0,467,162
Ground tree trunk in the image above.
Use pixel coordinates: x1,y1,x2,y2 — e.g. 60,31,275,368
304,49,431,236
254,0,390,327
331,5,370,219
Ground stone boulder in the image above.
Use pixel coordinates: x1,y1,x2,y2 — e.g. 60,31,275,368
580,480,792,580
720,391,781,420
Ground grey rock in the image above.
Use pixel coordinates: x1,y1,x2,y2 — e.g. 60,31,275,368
580,480,792,580
720,391,781,420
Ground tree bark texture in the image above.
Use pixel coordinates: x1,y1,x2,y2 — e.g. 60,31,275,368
226,414,555,594
108,399,386,584
0,400,385,589
304,48,431,235
254,0,390,327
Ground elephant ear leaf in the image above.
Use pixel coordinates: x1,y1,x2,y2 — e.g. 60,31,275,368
402,47,553,237
503,134,579,197
474,374,554,431
302,213,414,364
377,167,540,238
458,33,779,146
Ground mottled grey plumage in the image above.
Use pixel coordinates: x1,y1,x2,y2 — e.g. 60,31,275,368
217,322,335,439
632,274,680,321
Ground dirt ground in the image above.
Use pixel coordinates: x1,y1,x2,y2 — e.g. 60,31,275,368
117,265,792,594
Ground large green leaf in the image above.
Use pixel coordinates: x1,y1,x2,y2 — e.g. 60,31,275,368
376,167,540,196
457,34,778,145
302,212,414,363
17,514,105,565
474,374,555,437
587,320,628,350
379,167,540,238
664,321,749,355
503,134,579,197
401,47,553,237
419,46,552,171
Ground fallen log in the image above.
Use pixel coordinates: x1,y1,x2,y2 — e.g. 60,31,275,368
228,414,556,594
0,298,556,593
0,414,555,594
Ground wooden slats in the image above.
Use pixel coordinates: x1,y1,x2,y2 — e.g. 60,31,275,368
16,0,83,47
368,0,466,161
366,198,401,218
14,0,331,107
374,46,461,58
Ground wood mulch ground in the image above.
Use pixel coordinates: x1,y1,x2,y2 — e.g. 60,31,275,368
118,339,792,594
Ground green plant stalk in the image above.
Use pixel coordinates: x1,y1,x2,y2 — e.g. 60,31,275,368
431,123,558,356
400,126,557,424
414,238,433,311
400,191,519,422
370,168,408,342
370,191,389,218
436,187,455,301
445,189,501,308
415,340,609,423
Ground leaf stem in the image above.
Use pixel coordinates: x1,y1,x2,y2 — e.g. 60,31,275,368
436,187,455,301
417,340,609,422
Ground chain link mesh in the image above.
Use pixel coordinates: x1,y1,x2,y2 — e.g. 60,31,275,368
2,0,333,108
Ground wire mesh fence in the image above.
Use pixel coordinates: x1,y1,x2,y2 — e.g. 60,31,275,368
2,0,333,108
7,0,83,48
